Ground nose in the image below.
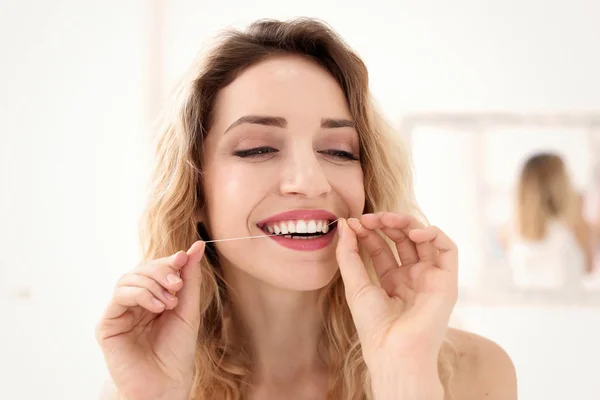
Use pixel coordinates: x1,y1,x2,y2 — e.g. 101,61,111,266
279,148,331,198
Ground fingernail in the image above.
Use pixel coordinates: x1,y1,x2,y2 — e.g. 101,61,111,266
347,218,361,230
152,298,165,308
337,219,346,238
188,241,205,255
167,273,182,284
164,290,177,301
171,250,183,259
171,251,186,264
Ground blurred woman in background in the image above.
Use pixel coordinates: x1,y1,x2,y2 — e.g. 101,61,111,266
505,153,595,290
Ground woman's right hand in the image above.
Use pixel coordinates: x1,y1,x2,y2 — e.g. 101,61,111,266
95,241,206,400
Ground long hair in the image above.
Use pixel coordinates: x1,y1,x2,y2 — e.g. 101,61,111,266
139,18,456,399
516,152,579,240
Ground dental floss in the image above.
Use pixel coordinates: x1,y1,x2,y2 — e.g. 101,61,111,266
203,218,340,243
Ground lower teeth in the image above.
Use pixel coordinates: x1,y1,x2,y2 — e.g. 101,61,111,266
283,234,321,239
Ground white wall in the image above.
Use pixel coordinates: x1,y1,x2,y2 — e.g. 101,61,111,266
1,1,599,399
452,304,600,400
162,0,600,118
0,0,150,398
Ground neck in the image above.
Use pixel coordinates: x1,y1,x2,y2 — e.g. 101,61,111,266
224,267,328,384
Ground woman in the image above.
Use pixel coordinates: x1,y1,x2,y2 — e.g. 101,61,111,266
506,153,595,289
96,18,516,400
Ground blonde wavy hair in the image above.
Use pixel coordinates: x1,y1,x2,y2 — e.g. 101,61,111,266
516,152,580,240
139,18,456,400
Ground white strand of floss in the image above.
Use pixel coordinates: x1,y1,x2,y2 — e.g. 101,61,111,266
203,218,340,243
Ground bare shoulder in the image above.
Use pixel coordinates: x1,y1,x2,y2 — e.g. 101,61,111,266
445,328,517,400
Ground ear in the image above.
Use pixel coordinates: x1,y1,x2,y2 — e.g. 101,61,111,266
194,206,205,224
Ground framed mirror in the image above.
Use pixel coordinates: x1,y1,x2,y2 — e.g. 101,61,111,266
402,113,600,304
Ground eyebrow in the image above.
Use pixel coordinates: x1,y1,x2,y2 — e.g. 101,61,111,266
321,118,355,129
223,115,355,134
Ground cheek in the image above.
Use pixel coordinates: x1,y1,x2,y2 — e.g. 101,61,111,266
329,165,365,215
204,164,267,232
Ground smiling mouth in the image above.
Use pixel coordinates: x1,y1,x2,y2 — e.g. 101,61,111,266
257,219,338,239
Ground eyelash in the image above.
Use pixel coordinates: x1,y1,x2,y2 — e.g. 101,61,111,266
233,147,359,161
319,149,359,161
233,147,278,158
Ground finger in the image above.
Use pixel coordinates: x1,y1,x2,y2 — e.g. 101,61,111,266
147,250,188,273
368,212,438,265
335,218,372,302
360,213,421,265
380,212,440,264
408,226,458,272
117,273,179,310
347,217,398,279
132,263,184,294
104,286,166,319
175,241,206,325
100,251,186,320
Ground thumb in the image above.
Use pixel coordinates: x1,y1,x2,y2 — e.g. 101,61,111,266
175,240,205,325
336,220,388,343
335,218,371,304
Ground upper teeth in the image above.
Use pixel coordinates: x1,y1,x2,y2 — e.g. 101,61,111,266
264,220,331,235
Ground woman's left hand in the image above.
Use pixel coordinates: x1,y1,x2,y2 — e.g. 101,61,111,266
335,212,458,394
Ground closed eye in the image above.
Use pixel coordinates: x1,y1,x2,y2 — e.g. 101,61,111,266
234,146,279,158
318,149,359,161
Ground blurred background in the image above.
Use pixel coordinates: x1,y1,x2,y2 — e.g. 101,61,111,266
1,0,599,399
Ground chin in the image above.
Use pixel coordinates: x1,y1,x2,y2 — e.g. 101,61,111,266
238,258,338,292
219,247,341,292
271,260,340,291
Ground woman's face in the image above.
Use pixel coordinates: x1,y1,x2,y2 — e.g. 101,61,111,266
202,55,365,291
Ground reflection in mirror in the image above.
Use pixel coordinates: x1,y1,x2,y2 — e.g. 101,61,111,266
403,113,600,304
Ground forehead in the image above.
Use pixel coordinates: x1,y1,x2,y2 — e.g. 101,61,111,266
210,55,352,132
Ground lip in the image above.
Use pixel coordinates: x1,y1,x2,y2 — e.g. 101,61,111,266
264,227,337,251
256,209,339,252
257,209,338,226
